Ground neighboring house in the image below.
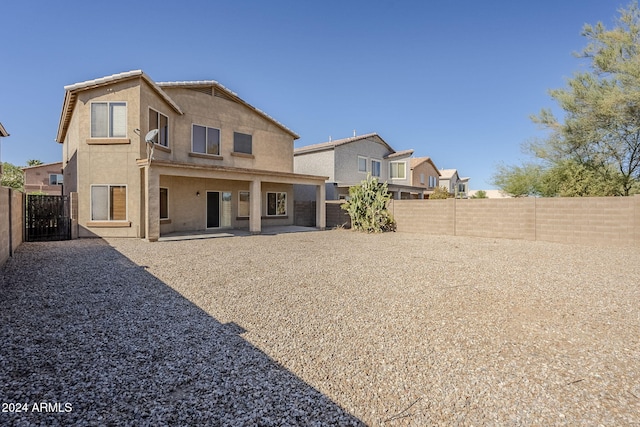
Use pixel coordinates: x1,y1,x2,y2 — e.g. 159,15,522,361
22,162,64,195
409,157,441,198
294,133,430,200
55,70,327,241
0,122,8,177
439,169,470,198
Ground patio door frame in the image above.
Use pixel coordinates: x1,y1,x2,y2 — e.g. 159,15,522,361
206,190,232,229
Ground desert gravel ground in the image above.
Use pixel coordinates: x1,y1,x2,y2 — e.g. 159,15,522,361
1,229,639,426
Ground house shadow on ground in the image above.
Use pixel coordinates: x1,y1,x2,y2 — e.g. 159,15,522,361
0,240,364,426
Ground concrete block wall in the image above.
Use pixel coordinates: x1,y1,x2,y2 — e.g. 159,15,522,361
1,187,24,267
535,197,637,247
389,199,455,235
455,198,536,241
326,201,351,228
389,195,640,248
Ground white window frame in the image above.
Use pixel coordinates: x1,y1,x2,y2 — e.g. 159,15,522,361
238,191,250,218
429,176,437,188
49,174,63,186
191,124,221,155
371,159,381,177
358,156,367,173
160,187,169,220
389,161,406,179
90,184,127,221
90,101,127,138
149,108,169,147
266,192,287,216
420,173,425,185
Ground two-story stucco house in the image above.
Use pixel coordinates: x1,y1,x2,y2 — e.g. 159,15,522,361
439,169,470,198
294,133,432,200
22,162,64,195
55,70,327,241
409,157,441,198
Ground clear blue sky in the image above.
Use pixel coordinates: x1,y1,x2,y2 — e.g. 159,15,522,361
0,0,625,189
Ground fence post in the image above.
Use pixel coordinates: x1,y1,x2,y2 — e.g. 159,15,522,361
8,188,12,257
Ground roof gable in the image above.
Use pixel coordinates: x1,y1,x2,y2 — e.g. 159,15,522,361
157,80,300,139
410,157,440,174
56,70,183,143
295,133,394,155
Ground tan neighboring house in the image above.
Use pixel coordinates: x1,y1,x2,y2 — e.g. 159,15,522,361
22,162,63,195
439,168,470,198
0,122,8,176
409,157,440,198
294,133,434,200
55,70,327,241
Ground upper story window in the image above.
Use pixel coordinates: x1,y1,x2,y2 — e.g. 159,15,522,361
149,109,169,147
389,161,406,179
420,173,425,185
91,102,126,138
358,156,367,173
371,159,381,177
233,132,252,154
428,176,438,188
192,125,220,155
49,174,63,185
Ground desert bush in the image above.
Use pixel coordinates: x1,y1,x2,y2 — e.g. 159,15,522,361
341,175,396,233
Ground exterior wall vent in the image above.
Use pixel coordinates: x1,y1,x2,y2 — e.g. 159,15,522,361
188,86,213,96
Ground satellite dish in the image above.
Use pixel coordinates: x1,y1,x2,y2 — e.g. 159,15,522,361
145,129,159,143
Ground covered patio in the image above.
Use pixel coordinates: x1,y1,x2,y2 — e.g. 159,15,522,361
138,159,328,242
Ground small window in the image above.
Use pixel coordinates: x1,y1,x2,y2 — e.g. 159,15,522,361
149,109,169,147
238,191,250,217
91,185,126,221
233,132,252,154
192,125,220,155
371,160,381,177
389,162,406,179
358,156,367,173
160,188,169,219
267,192,286,216
429,176,438,188
91,102,126,138
49,174,63,185
420,173,425,185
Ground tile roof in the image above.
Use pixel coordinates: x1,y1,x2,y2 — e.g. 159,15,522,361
0,122,8,137
385,149,414,159
410,157,441,174
294,133,393,155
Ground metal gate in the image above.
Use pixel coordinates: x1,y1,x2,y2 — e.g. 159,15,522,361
25,195,71,242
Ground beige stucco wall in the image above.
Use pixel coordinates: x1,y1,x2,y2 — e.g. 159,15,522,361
390,196,640,247
158,176,293,234
157,87,295,174
72,79,143,238
0,187,24,267
410,161,439,191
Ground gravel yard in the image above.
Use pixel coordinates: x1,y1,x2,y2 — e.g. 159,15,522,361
1,230,639,426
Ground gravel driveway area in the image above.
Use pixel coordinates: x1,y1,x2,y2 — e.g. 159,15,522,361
1,230,639,426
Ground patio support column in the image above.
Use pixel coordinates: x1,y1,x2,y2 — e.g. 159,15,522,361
316,183,326,230
250,179,261,234
145,165,160,242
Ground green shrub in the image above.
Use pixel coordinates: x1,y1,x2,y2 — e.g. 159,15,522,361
341,175,396,233
428,186,452,199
